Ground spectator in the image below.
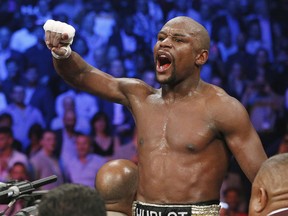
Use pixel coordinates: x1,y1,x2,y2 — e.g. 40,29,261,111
215,25,237,63
109,15,145,61
51,95,91,134
65,133,106,188
90,111,121,161
1,85,45,151
0,127,30,182
225,62,249,101
245,20,265,56
225,32,254,78
54,88,99,134
210,0,243,44
0,162,30,216
25,123,43,158
0,26,24,81
30,130,64,189
241,75,281,156
94,1,116,44
22,65,55,127
0,113,22,151
222,187,248,216
7,161,30,181
9,14,38,53
38,183,106,216
95,159,138,216
54,109,80,167
1,57,23,104
23,24,57,86
76,11,108,65
246,0,274,60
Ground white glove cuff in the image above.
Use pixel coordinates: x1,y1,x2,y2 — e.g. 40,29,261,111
51,46,72,59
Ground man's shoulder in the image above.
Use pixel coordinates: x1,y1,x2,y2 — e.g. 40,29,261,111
202,82,236,104
30,150,46,162
201,82,246,118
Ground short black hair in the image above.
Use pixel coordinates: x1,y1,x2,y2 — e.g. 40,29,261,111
38,183,106,216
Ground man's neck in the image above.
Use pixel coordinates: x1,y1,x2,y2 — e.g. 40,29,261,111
161,79,202,103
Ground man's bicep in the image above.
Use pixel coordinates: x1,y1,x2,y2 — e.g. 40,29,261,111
79,70,130,105
80,72,147,107
222,105,267,182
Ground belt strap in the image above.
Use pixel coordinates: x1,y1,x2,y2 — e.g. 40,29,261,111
133,201,220,216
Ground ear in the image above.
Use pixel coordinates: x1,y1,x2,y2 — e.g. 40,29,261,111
195,50,209,66
252,187,268,213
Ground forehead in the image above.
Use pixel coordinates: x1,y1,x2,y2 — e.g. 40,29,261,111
160,18,200,36
77,135,90,142
43,131,55,138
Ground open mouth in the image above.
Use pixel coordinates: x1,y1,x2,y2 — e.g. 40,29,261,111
157,54,171,72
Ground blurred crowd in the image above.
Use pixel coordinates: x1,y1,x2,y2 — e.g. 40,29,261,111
0,0,287,215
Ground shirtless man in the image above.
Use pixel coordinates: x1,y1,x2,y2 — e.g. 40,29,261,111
43,16,267,215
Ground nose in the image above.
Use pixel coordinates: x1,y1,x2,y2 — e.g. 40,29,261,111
159,37,172,48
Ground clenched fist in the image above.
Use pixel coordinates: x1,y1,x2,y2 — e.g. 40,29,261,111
43,20,76,59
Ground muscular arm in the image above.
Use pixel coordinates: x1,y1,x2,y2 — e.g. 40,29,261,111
44,26,150,108
53,51,131,106
213,94,267,182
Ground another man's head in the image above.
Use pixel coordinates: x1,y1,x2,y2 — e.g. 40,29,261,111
75,133,92,158
95,159,138,216
249,153,288,216
153,16,210,85
63,110,76,131
40,130,57,156
10,85,25,106
38,183,106,216
8,162,30,181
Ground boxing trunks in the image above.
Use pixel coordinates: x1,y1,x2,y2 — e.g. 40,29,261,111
133,200,221,216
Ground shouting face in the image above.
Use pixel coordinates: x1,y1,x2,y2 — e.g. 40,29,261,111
153,16,210,86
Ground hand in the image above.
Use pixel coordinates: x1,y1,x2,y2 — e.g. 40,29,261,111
43,20,75,59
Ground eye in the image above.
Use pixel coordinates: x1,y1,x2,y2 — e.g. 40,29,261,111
173,37,183,42
158,36,164,41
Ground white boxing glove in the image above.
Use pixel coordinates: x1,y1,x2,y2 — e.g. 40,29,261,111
43,19,76,59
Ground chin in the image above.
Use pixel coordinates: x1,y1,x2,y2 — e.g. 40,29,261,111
156,71,176,85
157,75,176,85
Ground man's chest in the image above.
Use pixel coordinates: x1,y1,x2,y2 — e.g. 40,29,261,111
134,102,217,151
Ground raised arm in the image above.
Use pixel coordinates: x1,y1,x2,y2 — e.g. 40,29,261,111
213,95,268,182
43,20,144,107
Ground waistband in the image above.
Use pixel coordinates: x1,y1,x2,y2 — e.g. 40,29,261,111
133,201,221,216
